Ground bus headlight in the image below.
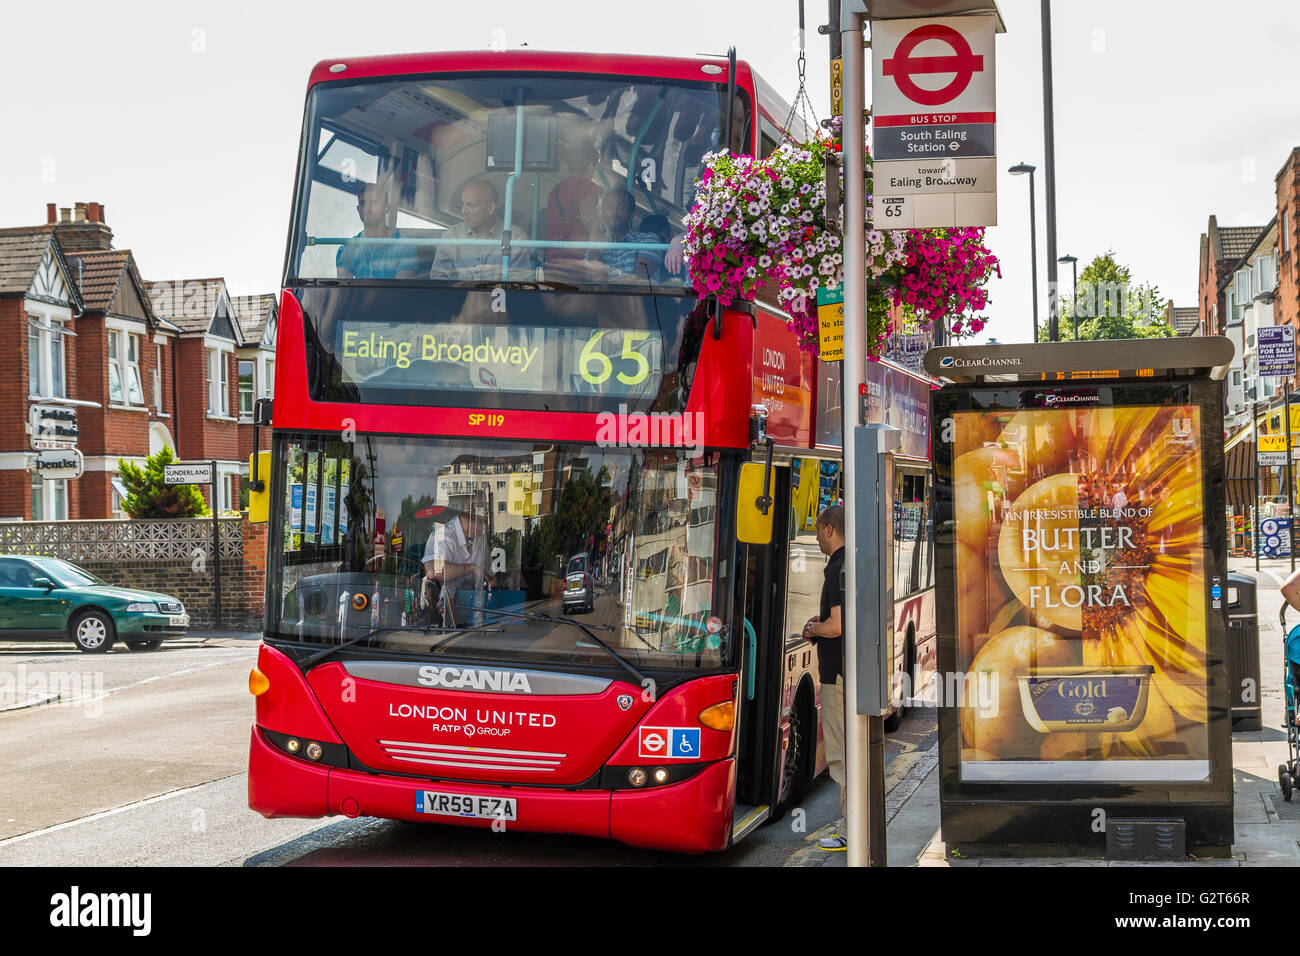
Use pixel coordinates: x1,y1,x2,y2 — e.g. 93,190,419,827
627,768,648,787
652,767,670,785
306,742,323,761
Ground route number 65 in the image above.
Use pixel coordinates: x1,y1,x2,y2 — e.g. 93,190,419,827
580,331,651,386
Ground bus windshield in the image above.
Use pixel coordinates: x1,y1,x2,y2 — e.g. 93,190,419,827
270,433,726,671
290,73,749,289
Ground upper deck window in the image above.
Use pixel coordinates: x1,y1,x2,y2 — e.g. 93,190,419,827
289,72,750,290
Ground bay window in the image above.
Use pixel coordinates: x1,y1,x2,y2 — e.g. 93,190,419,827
107,328,144,406
207,346,232,416
28,310,70,399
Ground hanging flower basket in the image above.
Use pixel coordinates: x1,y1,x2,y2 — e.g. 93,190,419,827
682,127,1001,359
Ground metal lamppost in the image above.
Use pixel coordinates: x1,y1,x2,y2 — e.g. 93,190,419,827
1058,254,1078,339
1008,163,1038,342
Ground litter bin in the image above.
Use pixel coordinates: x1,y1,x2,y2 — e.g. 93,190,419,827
1227,572,1262,732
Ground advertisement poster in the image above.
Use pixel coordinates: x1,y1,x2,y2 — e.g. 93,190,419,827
953,403,1209,783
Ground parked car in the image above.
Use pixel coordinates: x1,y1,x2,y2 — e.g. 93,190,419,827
562,552,594,615
0,555,189,652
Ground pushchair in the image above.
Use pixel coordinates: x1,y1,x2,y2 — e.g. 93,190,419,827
1279,603,1300,800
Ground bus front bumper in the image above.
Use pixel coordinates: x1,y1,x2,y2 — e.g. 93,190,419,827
248,726,734,853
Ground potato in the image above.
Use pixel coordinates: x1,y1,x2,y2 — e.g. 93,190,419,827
998,472,1083,632
961,625,1078,759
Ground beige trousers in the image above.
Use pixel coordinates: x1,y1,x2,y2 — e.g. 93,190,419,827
821,676,847,822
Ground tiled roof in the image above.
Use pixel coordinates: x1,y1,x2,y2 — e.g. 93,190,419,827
0,231,54,295
231,294,276,344
65,249,128,312
144,277,228,334
1173,307,1199,335
1219,225,1265,262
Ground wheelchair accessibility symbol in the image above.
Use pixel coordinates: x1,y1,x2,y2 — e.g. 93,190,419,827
670,728,700,758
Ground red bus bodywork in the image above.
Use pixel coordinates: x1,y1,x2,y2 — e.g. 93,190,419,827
248,50,923,853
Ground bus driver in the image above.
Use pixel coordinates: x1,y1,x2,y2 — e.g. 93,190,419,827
422,494,487,626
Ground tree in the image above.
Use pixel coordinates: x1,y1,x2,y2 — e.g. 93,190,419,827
118,447,210,518
1038,251,1173,342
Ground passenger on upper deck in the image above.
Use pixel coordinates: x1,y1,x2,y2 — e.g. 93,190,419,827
589,190,685,281
335,181,419,280
429,180,524,281
545,139,600,269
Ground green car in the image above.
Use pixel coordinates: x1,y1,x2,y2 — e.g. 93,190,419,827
0,555,189,653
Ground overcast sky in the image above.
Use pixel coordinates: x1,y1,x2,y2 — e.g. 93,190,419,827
2,0,1296,344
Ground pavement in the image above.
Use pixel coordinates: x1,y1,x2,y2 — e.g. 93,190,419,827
793,556,1299,866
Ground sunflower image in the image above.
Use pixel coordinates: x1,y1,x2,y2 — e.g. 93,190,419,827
954,404,1208,766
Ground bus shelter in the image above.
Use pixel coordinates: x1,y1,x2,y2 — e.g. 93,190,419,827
925,337,1236,856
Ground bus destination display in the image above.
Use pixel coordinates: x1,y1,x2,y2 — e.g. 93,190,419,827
335,320,664,398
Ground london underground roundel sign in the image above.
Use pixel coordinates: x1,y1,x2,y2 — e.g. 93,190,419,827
882,23,984,106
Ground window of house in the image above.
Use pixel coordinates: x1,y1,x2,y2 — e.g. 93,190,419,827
1285,210,1291,253
107,329,144,406
126,334,143,404
108,330,123,403
208,348,231,416
238,359,255,419
31,473,67,521
111,476,128,519
1232,369,1242,387
28,312,69,398
264,359,275,399
154,343,164,412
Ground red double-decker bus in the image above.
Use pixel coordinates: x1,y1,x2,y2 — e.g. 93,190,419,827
246,49,932,852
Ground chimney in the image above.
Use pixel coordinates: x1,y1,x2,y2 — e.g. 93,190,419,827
50,201,115,253
46,203,57,225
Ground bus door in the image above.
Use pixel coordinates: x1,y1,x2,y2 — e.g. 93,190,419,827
734,465,791,810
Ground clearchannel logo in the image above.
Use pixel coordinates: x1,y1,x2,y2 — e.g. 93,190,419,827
938,354,1022,369
1042,392,1100,406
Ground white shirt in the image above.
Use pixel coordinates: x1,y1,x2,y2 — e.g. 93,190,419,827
422,515,485,571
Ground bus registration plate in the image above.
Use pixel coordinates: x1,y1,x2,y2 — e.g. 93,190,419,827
416,791,517,821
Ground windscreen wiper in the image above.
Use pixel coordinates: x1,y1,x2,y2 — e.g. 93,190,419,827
299,623,495,669
467,606,651,688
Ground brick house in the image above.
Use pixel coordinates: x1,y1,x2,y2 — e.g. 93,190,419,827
1164,304,1201,337
231,294,277,505
1198,216,1267,337
147,277,246,512
64,245,184,517
0,203,192,519
0,230,84,519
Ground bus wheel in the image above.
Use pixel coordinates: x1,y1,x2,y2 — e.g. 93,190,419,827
884,634,915,732
779,699,809,810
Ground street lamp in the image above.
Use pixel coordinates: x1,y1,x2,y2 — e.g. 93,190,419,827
1058,254,1079,340
1008,163,1038,342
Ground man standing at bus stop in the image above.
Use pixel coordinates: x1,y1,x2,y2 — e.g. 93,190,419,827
804,505,847,850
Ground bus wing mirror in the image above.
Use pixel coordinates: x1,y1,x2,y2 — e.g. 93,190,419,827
736,462,774,544
248,451,272,524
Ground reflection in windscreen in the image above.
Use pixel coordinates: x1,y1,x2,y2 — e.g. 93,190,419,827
272,435,723,670
291,74,746,287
